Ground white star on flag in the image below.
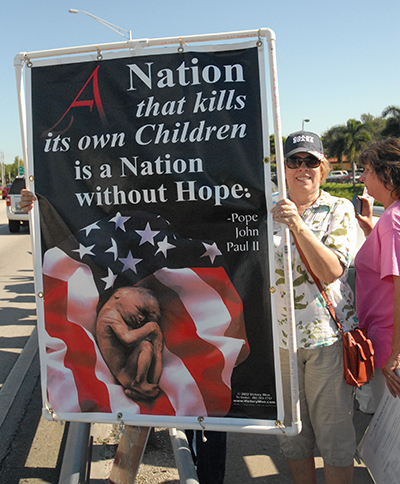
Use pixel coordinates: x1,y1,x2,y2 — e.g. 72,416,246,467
72,243,95,259
105,238,118,261
109,212,131,232
155,236,176,258
81,221,100,236
136,222,160,246
200,242,222,264
101,267,118,290
119,250,142,273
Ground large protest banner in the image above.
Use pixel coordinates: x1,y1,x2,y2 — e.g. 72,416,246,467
16,32,294,433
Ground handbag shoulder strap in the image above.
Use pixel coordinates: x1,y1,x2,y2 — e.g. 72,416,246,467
292,235,343,332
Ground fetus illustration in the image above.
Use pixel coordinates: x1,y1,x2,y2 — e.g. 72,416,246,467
96,287,163,400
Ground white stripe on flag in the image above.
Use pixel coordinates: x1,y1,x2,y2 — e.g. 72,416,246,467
43,247,98,334
154,267,244,387
159,345,207,416
45,332,81,413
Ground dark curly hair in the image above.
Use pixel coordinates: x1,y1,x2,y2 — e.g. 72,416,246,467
358,138,400,200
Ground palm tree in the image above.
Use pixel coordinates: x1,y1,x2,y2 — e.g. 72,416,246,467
343,119,372,183
323,120,372,184
322,125,347,170
360,113,386,140
382,105,400,137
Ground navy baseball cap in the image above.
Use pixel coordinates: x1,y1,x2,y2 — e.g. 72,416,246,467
284,131,325,161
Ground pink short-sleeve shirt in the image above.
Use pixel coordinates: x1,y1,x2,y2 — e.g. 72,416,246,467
355,200,400,367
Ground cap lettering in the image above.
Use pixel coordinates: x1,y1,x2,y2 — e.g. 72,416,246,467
293,135,314,144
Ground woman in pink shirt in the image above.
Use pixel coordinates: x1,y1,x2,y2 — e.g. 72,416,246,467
355,138,400,410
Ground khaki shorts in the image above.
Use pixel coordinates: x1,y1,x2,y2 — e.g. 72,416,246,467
277,340,356,467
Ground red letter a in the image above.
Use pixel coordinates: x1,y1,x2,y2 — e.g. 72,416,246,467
42,65,107,137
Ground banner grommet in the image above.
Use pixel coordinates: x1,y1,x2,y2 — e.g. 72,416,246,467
177,37,186,53
256,30,263,47
24,55,33,68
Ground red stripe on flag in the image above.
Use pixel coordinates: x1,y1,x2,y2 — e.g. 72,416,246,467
136,391,176,416
43,275,112,413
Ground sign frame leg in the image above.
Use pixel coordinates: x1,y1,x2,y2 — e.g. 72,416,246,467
109,426,151,484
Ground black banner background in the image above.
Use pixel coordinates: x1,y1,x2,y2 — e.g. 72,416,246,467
30,45,277,421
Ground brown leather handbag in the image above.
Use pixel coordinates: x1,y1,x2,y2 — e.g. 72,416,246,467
294,237,374,387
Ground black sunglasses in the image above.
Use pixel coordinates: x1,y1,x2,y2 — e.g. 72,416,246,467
285,156,322,169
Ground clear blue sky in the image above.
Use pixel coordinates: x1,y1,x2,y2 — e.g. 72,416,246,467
1,0,399,166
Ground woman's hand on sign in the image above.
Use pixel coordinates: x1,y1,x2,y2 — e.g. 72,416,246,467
271,198,302,231
382,352,400,398
20,189,37,213
384,276,400,398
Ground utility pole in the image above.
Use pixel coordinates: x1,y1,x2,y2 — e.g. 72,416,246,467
0,152,4,185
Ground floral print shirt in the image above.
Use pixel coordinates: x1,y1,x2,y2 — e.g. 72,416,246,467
273,190,359,349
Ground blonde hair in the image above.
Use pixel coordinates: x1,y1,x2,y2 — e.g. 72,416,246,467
320,157,330,184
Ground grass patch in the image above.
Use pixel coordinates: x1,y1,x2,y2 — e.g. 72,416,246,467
322,183,383,206
321,183,364,202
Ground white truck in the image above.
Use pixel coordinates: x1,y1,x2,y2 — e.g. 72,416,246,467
6,177,29,233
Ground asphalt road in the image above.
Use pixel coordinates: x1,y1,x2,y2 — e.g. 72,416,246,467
0,200,67,483
0,202,36,386
0,200,375,483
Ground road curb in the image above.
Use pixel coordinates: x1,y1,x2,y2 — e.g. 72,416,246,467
0,327,40,466
0,326,39,430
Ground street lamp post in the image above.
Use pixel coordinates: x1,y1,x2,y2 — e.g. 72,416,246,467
69,9,132,41
302,119,310,131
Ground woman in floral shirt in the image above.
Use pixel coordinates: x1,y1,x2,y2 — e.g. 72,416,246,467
271,131,358,484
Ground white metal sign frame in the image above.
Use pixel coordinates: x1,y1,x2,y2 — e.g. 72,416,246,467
14,28,300,436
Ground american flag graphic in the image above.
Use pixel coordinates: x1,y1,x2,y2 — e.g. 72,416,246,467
42,210,249,417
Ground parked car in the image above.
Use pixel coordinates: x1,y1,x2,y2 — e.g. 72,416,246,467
325,170,348,183
6,177,29,233
2,183,12,199
340,171,364,184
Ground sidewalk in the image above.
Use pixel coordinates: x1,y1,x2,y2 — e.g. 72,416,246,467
224,406,373,483
89,405,374,483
